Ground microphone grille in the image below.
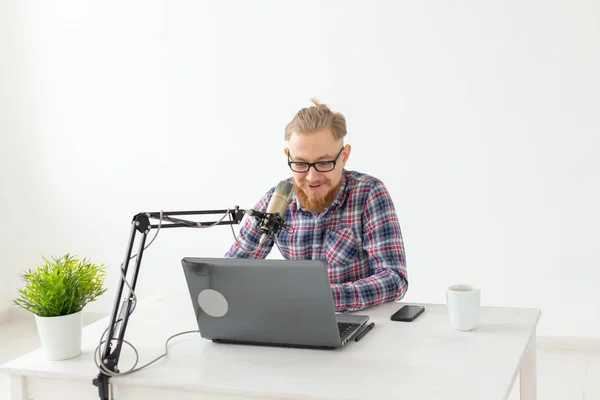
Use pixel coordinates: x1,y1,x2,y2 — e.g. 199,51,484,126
275,180,294,198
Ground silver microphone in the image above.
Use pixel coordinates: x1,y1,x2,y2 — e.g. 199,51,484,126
248,180,294,236
265,181,294,219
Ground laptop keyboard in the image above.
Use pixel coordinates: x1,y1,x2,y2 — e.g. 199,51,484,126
337,322,358,339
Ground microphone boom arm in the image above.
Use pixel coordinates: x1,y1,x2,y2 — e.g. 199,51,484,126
93,206,246,400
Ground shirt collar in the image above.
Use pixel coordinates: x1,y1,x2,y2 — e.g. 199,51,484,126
332,169,349,207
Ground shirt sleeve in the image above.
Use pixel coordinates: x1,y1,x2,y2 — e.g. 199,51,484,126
331,181,408,311
224,190,275,259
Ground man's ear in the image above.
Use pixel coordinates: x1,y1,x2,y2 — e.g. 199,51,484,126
342,144,352,167
284,148,289,157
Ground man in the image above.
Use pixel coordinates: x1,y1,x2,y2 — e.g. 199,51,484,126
225,99,408,312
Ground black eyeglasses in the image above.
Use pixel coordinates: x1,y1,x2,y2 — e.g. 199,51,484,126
287,146,345,173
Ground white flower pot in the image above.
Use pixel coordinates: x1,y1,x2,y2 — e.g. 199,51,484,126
34,310,83,361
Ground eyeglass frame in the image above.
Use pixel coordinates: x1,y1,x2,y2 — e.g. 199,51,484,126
287,146,346,173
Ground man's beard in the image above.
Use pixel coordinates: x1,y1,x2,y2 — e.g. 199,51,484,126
294,178,342,214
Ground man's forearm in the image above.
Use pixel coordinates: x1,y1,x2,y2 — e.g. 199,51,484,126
224,221,272,259
331,270,408,312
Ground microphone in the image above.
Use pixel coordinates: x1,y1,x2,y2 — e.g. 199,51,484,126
265,181,294,221
248,180,294,236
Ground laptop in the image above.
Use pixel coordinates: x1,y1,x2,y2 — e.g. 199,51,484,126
180,257,369,350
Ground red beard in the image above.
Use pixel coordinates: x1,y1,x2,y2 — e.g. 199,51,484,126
294,178,342,213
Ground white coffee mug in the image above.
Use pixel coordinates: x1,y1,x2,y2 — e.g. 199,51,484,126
446,284,480,331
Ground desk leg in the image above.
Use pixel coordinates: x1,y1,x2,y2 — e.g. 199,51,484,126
520,331,537,400
9,375,28,400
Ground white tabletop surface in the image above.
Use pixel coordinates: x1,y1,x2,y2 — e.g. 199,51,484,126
1,294,540,400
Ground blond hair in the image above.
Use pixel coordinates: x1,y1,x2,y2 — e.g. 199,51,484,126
284,98,347,141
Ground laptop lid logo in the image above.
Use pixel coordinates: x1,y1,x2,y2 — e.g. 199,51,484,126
198,289,228,317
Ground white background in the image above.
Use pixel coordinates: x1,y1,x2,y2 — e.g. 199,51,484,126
1,0,599,337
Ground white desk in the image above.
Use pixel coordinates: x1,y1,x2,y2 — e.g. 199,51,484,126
1,295,540,400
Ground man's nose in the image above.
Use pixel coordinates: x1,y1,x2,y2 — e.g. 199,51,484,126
306,167,321,182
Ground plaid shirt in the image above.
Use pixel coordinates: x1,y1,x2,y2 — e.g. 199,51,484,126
225,169,408,312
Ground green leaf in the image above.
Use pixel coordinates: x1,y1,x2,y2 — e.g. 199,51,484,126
12,253,108,317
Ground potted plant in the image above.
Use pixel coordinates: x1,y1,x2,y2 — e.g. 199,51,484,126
12,254,107,361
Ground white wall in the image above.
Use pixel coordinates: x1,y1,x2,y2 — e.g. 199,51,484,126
1,0,599,337
0,1,48,314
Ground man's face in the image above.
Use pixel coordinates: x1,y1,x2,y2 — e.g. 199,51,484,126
285,129,351,213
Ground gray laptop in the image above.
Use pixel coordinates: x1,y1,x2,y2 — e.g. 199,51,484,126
181,257,369,350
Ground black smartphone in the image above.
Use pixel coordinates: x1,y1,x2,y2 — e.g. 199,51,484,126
390,305,425,322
